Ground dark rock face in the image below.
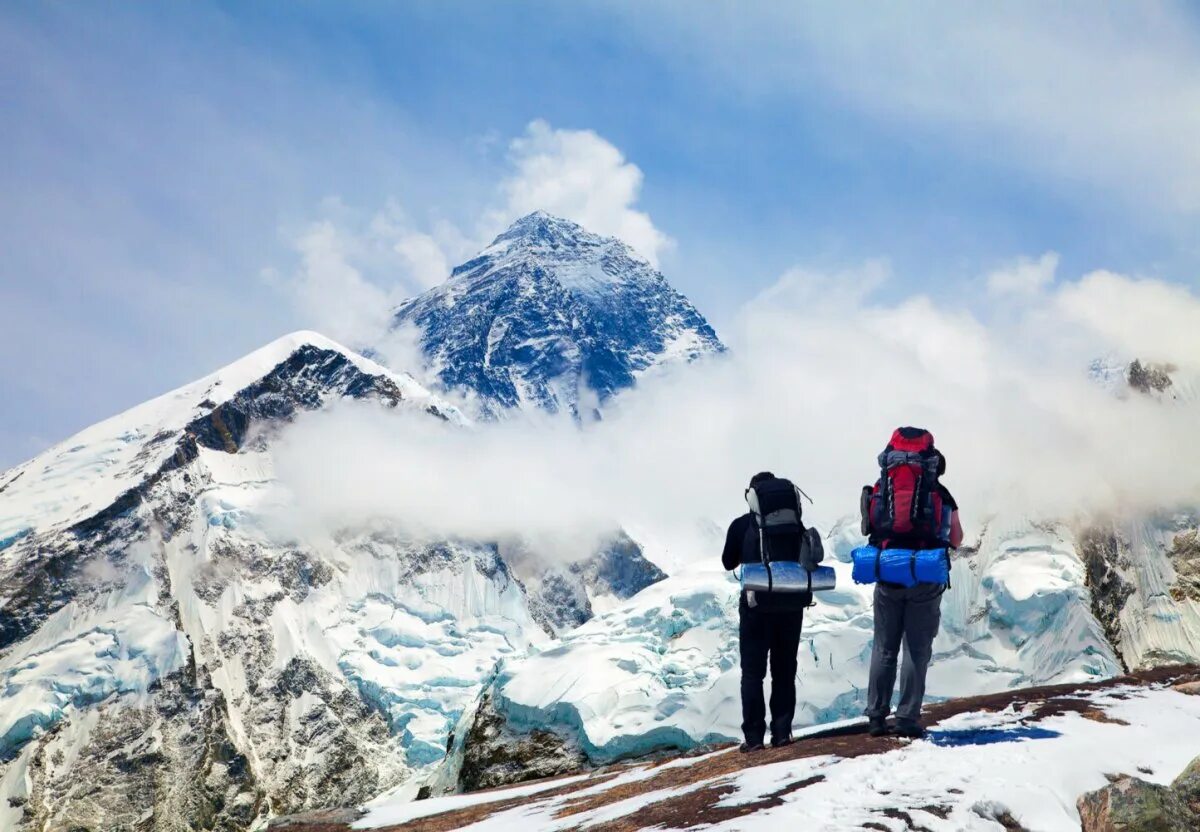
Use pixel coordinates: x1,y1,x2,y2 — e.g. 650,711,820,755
458,695,588,793
391,212,724,417
1168,530,1200,604
0,344,434,653
520,532,668,635
19,671,264,832
1127,360,1176,396
1078,775,1195,831
1078,528,1135,671
529,568,594,633
188,344,447,455
581,531,668,601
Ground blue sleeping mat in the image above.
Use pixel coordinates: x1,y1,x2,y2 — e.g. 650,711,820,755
851,545,950,587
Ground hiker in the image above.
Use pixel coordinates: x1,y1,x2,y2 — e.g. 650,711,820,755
859,428,962,739
722,471,816,752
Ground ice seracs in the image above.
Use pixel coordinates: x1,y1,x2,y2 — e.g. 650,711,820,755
477,519,1122,773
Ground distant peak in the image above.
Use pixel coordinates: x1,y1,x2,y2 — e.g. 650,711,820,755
488,212,602,249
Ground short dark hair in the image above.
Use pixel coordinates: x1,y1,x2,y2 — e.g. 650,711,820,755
749,471,775,486
935,450,946,476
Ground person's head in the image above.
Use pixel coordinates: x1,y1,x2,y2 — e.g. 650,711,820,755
749,471,775,487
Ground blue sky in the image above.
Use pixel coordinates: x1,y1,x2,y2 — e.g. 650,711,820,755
3,2,1200,467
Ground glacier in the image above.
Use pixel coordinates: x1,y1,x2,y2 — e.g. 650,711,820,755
480,516,1122,769
0,325,670,829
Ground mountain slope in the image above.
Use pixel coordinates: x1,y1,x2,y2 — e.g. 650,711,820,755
270,666,1200,832
390,212,725,417
0,334,529,830
0,329,670,831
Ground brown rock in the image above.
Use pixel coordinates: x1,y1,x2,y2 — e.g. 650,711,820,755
1173,681,1200,696
1077,775,1194,831
1171,755,1200,816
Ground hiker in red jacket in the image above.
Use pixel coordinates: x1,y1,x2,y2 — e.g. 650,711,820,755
861,427,962,738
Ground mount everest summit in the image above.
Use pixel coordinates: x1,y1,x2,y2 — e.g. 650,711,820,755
391,211,725,418
2,215,1200,831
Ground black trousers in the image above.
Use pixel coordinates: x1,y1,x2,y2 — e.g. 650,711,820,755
739,605,804,744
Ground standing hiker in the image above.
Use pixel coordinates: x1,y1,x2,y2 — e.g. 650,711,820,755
859,428,963,739
722,472,819,752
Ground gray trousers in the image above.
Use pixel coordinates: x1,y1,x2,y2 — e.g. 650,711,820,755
866,582,943,725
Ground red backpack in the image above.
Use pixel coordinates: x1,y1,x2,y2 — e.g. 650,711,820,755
863,427,944,548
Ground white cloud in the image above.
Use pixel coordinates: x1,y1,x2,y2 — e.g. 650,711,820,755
272,261,1200,560
1055,269,1200,367
612,3,1200,215
393,231,450,289
490,119,671,266
987,252,1059,297
287,220,393,349
278,203,476,354
277,120,672,342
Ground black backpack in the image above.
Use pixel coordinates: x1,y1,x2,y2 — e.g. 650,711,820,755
744,477,823,571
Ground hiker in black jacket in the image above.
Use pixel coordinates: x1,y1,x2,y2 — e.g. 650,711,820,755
721,471,808,752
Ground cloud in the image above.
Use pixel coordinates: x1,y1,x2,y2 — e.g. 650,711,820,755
987,252,1059,297
274,120,672,352
490,119,671,266
393,231,451,289
1055,269,1200,367
610,3,1200,215
284,220,394,349
276,201,479,355
271,260,1200,563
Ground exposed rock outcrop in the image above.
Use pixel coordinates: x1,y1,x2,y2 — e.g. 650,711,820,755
1078,775,1194,832
1173,755,1200,816
1127,360,1176,396
1079,528,1135,670
457,695,588,792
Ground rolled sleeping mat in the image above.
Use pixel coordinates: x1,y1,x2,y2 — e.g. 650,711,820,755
741,562,837,593
850,545,950,587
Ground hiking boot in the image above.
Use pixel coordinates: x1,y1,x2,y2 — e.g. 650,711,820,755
867,717,889,738
770,733,795,749
894,721,926,739
739,740,765,753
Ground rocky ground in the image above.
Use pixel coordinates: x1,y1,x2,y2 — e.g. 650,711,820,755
269,666,1200,832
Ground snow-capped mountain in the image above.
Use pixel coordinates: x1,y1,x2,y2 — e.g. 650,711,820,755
390,212,725,417
6,300,1200,830
0,331,665,831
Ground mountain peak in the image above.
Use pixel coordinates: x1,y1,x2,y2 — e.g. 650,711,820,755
496,210,585,241
392,214,724,417
478,212,648,271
